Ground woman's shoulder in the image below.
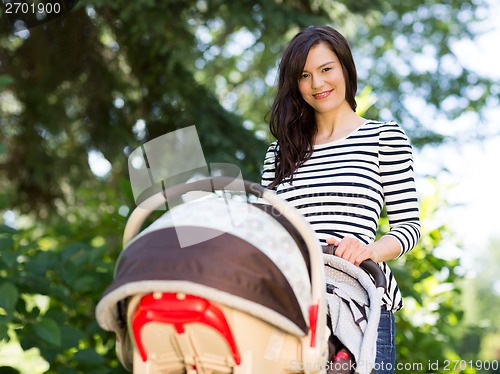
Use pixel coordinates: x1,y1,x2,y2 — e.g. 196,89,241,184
265,140,279,154
376,120,412,148
364,120,408,138
360,120,411,149
267,140,279,148
263,140,279,163
381,120,406,132
364,119,406,132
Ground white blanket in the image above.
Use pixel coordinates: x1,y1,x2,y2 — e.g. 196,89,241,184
324,255,383,374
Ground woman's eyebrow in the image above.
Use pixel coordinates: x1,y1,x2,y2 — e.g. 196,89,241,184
303,61,336,72
317,61,336,69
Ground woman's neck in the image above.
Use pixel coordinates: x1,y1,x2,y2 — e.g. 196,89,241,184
314,108,365,144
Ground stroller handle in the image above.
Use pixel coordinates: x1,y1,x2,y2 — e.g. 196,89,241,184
124,176,305,245
322,245,387,291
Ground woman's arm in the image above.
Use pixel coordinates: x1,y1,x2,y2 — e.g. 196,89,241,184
328,121,421,266
327,235,402,266
378,121,421,257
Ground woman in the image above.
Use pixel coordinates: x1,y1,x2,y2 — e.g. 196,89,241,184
261,25,420,373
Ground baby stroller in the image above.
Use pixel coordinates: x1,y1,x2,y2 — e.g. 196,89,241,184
95,176,386,374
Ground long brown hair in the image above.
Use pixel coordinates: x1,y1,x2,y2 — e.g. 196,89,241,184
268,26,358,188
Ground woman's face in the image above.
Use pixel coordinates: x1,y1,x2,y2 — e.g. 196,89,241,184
298,42,347,115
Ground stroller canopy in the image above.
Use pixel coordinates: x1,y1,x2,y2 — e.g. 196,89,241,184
96,197,312,338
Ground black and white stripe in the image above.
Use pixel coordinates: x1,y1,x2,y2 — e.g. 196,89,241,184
261,120,421,311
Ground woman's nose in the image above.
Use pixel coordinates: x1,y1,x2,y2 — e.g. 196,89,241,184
311,75,324,89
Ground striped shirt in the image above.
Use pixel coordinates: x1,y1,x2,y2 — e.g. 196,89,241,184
261,120,420,311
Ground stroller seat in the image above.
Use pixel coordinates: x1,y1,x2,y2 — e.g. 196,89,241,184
129,292,240,372
96,177,330,373
127,291,318,373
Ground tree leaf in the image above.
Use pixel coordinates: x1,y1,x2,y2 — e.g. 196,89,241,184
0,320,9,341
0,225,17,234
60,325,86,348
73,348,106,365
0,74,13,87
34,318,61,346
0,282,19,312
72,274,100,292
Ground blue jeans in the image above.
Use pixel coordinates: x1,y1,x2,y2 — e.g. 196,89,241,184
375,309,396,374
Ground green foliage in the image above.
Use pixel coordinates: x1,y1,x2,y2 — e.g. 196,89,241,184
376,180,468,371
458,238,500,364
0,74,13,88
465,238,500,333
0,181,129,373
0,0,498,372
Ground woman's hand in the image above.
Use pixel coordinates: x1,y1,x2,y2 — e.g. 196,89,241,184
326,236,377,266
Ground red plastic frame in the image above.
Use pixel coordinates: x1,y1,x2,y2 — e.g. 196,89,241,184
308,302,319,348
131,292,241,365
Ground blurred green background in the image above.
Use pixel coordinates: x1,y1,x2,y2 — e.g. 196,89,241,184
0,0,499,373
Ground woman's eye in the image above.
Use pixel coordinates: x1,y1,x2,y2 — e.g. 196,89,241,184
323,67,331,72
300,73,310,79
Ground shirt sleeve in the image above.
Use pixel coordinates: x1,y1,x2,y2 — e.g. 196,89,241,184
379,121,421,257
261,141,278,189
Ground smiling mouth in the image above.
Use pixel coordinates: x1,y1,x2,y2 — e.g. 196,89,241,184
313,90,332,99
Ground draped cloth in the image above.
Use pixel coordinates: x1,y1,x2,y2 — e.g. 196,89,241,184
324,254,383,374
